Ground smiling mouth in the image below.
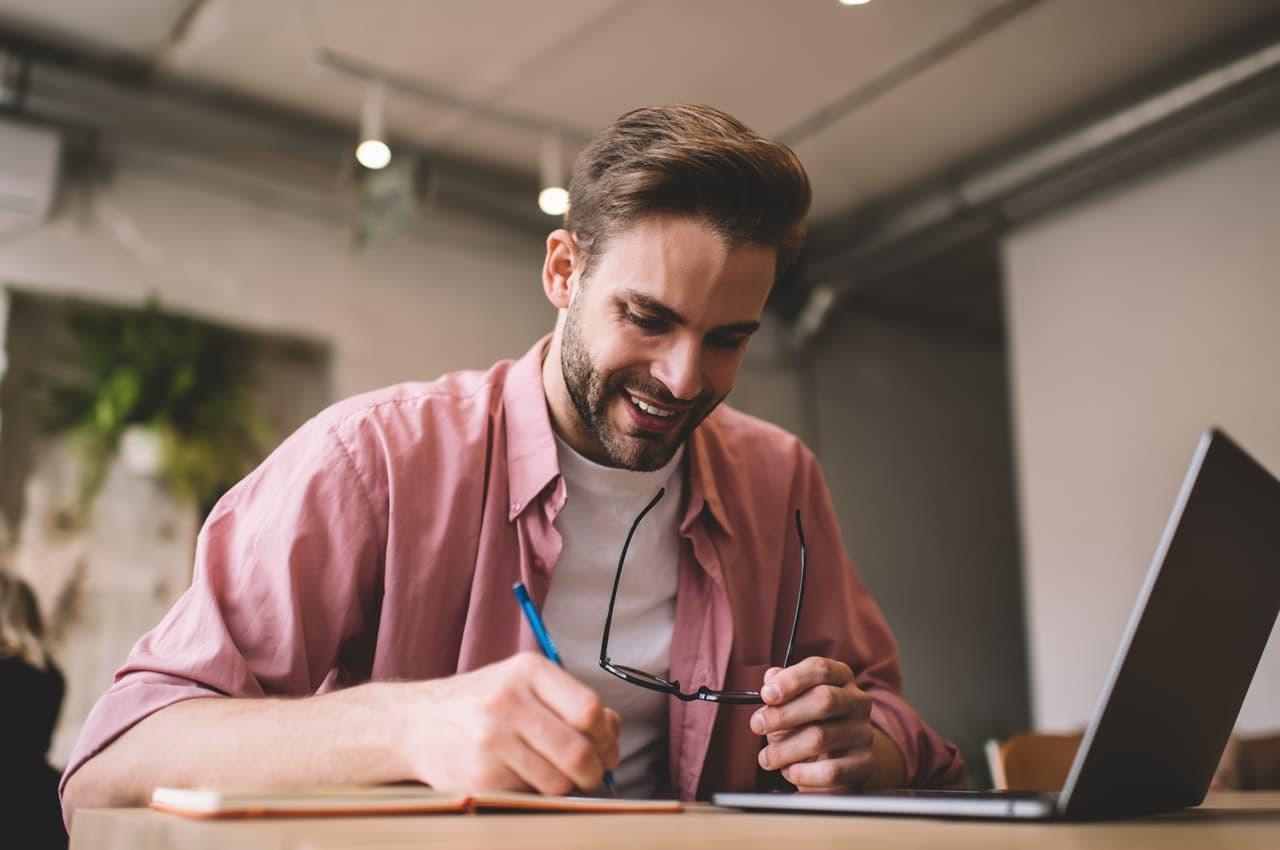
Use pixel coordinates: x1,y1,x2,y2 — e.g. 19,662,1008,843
628,393,679,418
621,392,692,435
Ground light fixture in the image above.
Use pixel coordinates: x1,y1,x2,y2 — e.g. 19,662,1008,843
356,138,391,171
538,135,569,216
355,82,392,170
839,0,872,6
538,186,569,217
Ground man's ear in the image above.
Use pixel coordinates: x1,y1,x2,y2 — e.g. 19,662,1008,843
542,229,577,310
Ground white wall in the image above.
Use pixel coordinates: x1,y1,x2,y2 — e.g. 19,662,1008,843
0,157,554,400
1003,124,1280,733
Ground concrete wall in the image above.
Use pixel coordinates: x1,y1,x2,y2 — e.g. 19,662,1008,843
1003,123,1280,733
809,308,1030,778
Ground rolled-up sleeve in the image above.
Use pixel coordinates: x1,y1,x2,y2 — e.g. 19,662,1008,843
793,449,966,789
60,417,383,799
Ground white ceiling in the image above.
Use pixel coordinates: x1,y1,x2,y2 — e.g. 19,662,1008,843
1,0,1278,223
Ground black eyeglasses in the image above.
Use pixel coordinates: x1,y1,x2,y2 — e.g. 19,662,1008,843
598,488,807,705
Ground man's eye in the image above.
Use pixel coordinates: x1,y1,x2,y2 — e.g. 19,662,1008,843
627,312,667,332
708,334,747,350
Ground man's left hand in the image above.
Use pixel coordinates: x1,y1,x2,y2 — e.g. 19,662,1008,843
749,656,906,792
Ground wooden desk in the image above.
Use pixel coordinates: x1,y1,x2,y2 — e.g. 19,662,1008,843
70,792,1280,850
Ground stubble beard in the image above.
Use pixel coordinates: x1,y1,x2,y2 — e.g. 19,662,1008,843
560,301,722,472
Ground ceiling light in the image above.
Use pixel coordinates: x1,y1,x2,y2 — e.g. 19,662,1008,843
356,82,391,170
538,135,568,216
355,139,392,170
839,0,872,6
538,187,569,217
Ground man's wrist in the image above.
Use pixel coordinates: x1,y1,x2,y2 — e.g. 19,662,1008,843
341,680,418,784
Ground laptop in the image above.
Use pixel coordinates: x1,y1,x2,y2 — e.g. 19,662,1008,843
714,428,1280,821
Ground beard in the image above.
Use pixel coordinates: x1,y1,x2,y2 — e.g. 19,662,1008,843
560,302,723,471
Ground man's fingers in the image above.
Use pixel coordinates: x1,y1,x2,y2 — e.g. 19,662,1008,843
518,674,611,791
781,749,876,792
502,727,579,796
525,655,615,749
759,656,854,705
758,719,872,772
513,654,621,789
751,682,869,735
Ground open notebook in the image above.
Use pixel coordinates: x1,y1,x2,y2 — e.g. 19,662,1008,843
150,785,684,819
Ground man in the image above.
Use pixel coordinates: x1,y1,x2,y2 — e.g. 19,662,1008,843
61,104,964,823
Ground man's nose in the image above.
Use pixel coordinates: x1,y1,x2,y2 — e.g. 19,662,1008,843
652,337,703,402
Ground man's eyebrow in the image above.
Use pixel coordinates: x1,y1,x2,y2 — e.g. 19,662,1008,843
621,290,761,336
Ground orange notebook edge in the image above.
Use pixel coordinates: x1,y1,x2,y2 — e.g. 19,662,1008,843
149,798,470,819
149,787,470,820
149,790,685,819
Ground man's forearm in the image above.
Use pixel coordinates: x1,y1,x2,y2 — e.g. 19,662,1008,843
62,681,409,823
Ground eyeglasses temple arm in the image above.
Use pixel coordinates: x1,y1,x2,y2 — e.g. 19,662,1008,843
781,509,807,669
600,487,667,664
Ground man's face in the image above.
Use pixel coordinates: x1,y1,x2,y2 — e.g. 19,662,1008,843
556,215,775,471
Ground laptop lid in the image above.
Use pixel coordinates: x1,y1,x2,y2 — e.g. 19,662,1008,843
1058,428,1280,819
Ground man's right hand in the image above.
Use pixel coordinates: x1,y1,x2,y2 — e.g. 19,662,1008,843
62,652,620,823
394,652,621,796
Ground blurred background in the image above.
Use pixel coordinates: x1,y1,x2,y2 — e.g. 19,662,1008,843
0,0,1278,789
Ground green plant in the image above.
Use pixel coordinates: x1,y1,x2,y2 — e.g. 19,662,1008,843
42,299,273,515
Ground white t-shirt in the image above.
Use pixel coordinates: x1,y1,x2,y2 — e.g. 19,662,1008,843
540,435,684,798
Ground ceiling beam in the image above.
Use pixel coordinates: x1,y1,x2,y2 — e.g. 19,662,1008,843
792,17,1280,350
0,25,552,238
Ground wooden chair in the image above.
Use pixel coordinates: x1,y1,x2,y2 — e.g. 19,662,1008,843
1216,732,1280,790
988,729,1280,792
985,731,1083,791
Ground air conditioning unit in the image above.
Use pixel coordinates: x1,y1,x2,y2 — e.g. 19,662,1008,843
0,117,61,230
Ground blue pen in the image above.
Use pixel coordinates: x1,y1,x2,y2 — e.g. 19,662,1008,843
512,581,618,796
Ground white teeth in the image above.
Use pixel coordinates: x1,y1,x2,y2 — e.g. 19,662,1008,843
630,394,676,418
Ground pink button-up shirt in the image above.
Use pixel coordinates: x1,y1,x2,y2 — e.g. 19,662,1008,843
63,336,964,802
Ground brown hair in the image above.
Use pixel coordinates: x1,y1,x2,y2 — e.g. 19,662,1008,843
0,571,49,669
566,104,811,279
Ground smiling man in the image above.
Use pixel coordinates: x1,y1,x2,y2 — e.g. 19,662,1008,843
61,105,963,823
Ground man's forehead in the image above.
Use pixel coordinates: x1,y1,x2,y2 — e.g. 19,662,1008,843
587,217,774,323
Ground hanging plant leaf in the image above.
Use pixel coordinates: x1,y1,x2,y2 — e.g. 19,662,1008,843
41,298,275,515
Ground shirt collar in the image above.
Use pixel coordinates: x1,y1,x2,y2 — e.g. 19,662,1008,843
502,333,733,538
503,335,561,521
